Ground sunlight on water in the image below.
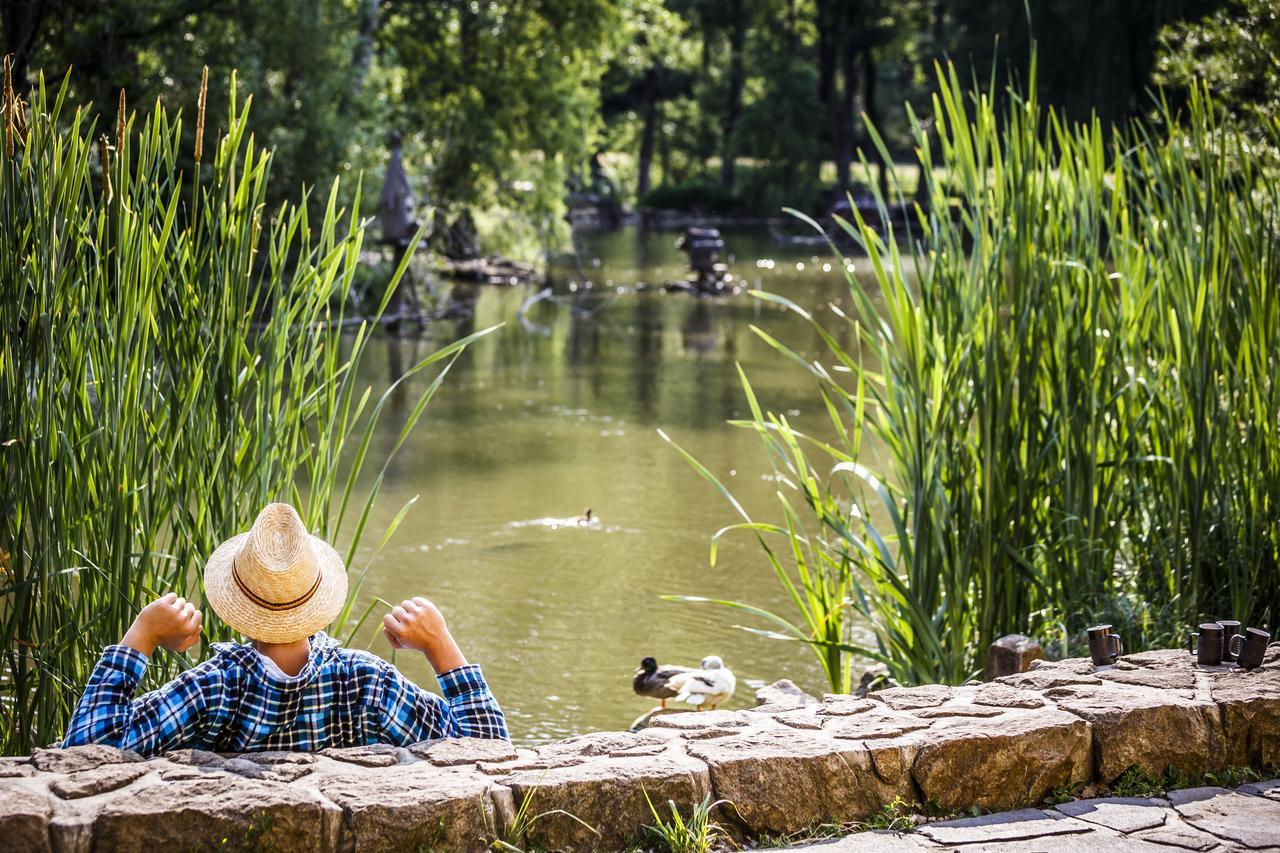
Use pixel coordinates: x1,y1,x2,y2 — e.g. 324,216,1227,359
345,225,891,744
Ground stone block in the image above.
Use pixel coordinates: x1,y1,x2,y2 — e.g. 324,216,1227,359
49,763,150,799
409,737,519,767
30,746,140,774
917,808,1089,845
320,764,496,851
92,775,340,852
911,709,1091,812
1053,796,1170,833
756,679,819,707
985,635,1046,680
1054,686,1224,781
685,727,913,836
0,782,53,853
502,753,710,850
1168,786,1280,849
1209,666,1280,767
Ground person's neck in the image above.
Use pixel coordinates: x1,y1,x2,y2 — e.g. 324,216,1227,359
252,637,311,677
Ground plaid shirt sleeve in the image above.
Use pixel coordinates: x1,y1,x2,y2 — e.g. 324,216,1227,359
376,662,509,744
62,645,223,757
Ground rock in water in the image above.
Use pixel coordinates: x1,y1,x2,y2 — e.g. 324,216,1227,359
755,679,819,707
985,634,1046,680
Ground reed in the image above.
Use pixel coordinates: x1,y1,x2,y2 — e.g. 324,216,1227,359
0,72,492,754
670,59,1280,689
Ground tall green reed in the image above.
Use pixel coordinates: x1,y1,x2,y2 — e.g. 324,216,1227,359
667,59,1280,690
0,68,493,753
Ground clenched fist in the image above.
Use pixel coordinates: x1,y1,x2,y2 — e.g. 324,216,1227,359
383,596,467,674
121,593,202,657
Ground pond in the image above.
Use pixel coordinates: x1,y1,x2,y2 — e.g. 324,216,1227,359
349,224,886,745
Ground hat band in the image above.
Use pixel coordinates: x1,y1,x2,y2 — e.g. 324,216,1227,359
231,557,323,612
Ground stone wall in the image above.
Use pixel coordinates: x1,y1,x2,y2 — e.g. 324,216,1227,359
1,646,1277,852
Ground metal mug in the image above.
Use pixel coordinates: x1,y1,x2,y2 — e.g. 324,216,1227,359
1087,624,1123,666
1219,620,1242,662
1189,622,1224,666
1230,627,1271,670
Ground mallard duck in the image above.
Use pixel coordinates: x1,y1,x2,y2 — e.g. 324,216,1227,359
575,508,595,526
633,656,691,708
666,655,736,711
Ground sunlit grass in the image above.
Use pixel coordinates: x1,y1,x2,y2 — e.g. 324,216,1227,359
670,57,1280,689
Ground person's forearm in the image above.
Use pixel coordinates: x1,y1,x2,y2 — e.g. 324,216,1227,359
423,631,467,674
120,625,157,658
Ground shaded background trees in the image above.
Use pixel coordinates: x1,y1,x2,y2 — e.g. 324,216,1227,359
2,0,1253,256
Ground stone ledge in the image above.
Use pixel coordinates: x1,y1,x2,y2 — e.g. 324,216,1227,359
0,644,1276,851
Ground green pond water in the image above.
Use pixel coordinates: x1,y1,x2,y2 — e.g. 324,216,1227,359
350,225,887,745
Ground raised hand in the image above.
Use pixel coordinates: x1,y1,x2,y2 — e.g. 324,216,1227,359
121,592,202,657
382,596,467,674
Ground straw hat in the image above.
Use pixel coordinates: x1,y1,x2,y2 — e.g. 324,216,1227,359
204,503,348,644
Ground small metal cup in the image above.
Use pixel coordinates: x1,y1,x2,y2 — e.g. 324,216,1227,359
1189,622,1224,666
1219,620,1242,662
1087,624,1123,666
1230,627,1271,670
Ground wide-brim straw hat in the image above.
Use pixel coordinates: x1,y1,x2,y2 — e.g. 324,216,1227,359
204,503,348,644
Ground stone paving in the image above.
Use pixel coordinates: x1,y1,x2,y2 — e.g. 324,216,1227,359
784,781,1280,852
0,645,1277,851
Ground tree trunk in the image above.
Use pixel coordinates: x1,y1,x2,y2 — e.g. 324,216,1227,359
720,0,745,193
834,39,857,191
637,65,658,197
863,48,888,198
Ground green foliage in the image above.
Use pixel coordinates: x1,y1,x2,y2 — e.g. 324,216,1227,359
643,792,728,853
670,58,1280,691
0,72,493,754
861,797,917,832
1111,764,1277,798
1155,0,1280,153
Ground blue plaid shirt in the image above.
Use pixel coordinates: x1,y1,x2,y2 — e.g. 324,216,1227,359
62,632,508,756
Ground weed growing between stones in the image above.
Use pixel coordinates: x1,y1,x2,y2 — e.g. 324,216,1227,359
1107,764,1278,799
642,792,729,853
487,782,600,852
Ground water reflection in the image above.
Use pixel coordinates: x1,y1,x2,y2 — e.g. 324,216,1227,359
349,225,888,744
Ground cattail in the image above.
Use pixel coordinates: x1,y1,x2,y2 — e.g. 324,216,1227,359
3,55,13,159
194,65,208,163
100,136,112,202
116,88,126,149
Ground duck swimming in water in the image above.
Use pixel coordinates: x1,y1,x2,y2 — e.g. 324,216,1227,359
632,656,691,708
575,508,594,526
665,655,736,711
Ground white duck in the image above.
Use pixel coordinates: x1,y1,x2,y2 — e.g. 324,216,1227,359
665,655,736,711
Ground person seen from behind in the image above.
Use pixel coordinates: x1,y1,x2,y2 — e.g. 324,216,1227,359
62,503,507,756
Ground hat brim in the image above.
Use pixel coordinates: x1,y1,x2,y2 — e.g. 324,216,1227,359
203,532,349,644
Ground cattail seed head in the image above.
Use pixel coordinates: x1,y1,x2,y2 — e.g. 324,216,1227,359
195,65,208,164
3,55,14,159
116,88,126,148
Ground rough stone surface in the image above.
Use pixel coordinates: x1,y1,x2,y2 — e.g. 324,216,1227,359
917,809,1090,845
1054,797,1169,833
757,678,820,706
5,645,1280,851
687,727,913,836
986,634,1047,680
1055,686,1224,781
410,737,520,767
30,745,140,774
49,763,150,799
320,764,494,852
93,775,341,852
0,782,54,853
912,709,1091,812
502,753,710,850
1210,664,1280,767
1168,786,1280,849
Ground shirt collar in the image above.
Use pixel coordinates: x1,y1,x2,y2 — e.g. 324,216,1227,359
212,631,341,686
